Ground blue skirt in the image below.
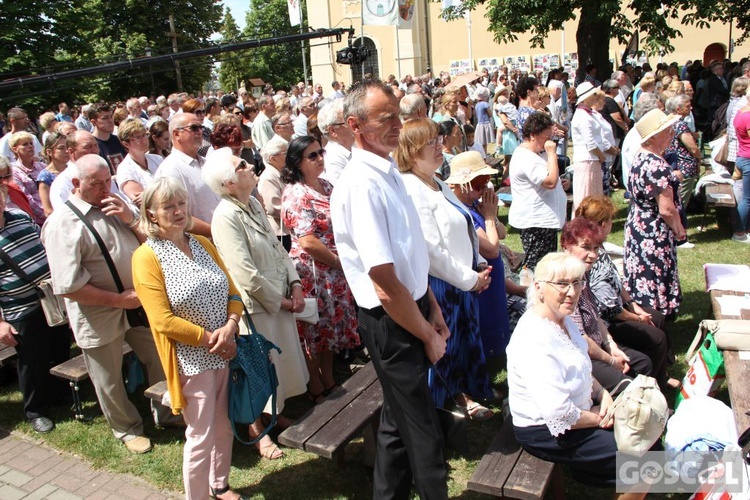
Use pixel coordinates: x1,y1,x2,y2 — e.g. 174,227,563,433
428,276,493,408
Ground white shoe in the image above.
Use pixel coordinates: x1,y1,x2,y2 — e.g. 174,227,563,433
677,242,695,249
731,233,750,243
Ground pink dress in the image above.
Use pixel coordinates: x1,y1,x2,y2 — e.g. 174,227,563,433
281,179,359,355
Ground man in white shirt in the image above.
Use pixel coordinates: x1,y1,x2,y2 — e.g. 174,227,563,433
125,98,147,125
0,108,43,162
251,96,275,150
292,97,314,139
329,81,345,100
154,113,219,237
318,99,354,185
330,80,450,500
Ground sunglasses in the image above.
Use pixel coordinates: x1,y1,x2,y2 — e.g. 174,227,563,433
469,176,491,191
233,111,243,116
305,148,326,161
177,124,202,133
234,159,255,173
194,110,206,116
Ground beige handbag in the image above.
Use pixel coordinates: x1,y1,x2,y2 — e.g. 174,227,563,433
600,375,669,457
685,319,750,356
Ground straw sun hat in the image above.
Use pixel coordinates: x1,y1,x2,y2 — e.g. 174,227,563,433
444,151,498,187
635,109,680,143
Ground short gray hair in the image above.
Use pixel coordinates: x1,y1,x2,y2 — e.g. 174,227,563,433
526,252,586,306
602,79,620,93
633,93,662,122
201,147,238,197
139,177,193,238
344,80,393,123
260,135,289,165
74,154,109,180
665,94,690,114
399,94,426,121
317,99,344,136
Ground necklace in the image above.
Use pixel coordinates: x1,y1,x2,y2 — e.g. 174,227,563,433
410,171,439,191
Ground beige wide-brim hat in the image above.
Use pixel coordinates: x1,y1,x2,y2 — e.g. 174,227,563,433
444,151,498,186
575,81,600,102
636,109,680,143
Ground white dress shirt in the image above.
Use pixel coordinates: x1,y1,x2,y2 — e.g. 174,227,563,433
330,148,429,309
508,146,566,230
571,108,603,163
592,111,616,163
507,311,593,436
320,140,352,185
154,148,219,223
292,114,308,139
251,113,274,150
621,128,642,187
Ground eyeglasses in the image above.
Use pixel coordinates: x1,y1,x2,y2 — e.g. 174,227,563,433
235,159,254,173
305,148,326,161
329,122,346,127
177,124,203,133
276,121,293,127
194,110,206,116
426,136,444,149
128,133,148,141
542,280,587,293
233,111,243,116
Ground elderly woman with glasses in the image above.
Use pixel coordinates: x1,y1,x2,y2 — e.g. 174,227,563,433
203,147,309,458
259,136,290,251
132,177,246,500
397,120,495,420
560,218,654,396
116,120,164,205
281,136,359,404
507,252,643,492
9,132,46,225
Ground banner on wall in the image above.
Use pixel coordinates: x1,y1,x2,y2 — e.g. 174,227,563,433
363,0,398,25
398,0,415,28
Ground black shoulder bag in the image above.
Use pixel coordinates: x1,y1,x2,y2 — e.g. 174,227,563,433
64,200,149,328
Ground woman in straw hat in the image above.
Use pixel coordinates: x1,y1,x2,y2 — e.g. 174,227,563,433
571,82,608,214
396,118,496,420
624,109,684,319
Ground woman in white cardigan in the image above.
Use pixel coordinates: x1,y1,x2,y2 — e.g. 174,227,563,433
571,82,607,214
202,148,310,459
396,119,495,420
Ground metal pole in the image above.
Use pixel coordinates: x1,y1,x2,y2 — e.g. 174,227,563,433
300,0,309,84
361,0,365,80
466,10,472,69
396,26,402,81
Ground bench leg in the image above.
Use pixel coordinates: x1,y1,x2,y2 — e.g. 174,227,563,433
69,381,91,422
362,410,380,469
551,464,566,500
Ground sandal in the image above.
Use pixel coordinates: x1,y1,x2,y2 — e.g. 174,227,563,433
210,485,249,500
307,389,326,405
323,383,341,396
459,402,495,421
256,437,285,460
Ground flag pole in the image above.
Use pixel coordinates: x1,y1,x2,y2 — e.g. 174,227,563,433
361,0,365,79
396,26,402,81
300,0,308,84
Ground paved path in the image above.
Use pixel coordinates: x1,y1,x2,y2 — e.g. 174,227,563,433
0,430,179,500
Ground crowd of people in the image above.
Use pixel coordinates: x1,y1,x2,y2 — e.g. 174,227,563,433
0,54,745,499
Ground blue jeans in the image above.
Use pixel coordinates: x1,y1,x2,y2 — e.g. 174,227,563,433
736,157,750,231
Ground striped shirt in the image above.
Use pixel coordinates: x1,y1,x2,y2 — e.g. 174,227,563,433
0,209,49,321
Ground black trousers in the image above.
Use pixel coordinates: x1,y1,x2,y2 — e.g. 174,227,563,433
608,306,670,390
592,345,652,397
10,308,71,419
358,295,448,500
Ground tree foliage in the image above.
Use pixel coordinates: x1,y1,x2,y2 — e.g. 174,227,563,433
217,8,246,93
441,0,743,80
241,0,310,90
0,0,222,110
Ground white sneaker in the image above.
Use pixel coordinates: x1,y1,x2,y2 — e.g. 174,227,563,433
732,233,750,243
677,242,695,249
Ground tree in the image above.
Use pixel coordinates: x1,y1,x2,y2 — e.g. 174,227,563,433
242,0,310,89
441,0,742,81
217,8,247,92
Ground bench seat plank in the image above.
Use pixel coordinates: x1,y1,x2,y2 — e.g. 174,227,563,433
704,183,736,208
467,416,523,497
278,362,378,450
144,380,168,402
304,380,383,458
504,449,557,500
50,343,133,382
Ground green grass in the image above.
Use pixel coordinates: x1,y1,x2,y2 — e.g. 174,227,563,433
0,189,744,499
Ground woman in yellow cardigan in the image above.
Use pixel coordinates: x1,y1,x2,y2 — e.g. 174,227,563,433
132,177,246,500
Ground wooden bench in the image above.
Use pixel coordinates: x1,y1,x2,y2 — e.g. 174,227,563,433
278,362,382,465
49,342,133,421
468,415,563,499
704,183,737,209
0,343,17,368
709,288,750,435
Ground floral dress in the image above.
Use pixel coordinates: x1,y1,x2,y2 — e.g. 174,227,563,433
281,179,359,355
623,151,682,317
11,160,46,225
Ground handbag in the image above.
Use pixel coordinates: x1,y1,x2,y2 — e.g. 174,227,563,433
0,249,68,327
715,137,729,167
293,260,320,325
228,309,282,445
676,331,725,409
686,319,750,353
65,200,149,328
600,374,669,457
432,368,469,453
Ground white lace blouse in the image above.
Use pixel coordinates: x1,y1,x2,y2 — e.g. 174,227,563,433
506,310,593,436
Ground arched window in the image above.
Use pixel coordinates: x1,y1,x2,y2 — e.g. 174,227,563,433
351,37,379,82
703,43,727,66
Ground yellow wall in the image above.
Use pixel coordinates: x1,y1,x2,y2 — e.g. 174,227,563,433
308,0,735,86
